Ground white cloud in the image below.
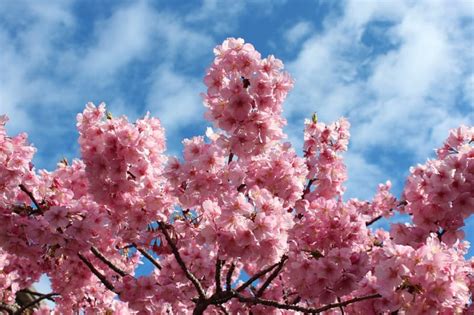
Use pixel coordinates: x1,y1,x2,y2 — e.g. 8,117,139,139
80,0,214,78
0,1,75,134
147,66,204,130
285,0,473,198
79,1,157,81
0,0,216,168
146,65,206,155
185,0,245,33
463,74,474,104
284,21,313,47
344,152,387,200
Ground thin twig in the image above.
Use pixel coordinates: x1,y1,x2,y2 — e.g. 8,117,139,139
311,293,382,313
366,201,407,227
365,214,383,227
302,179,315,198
337,297,345,315
135,245,162,270
14,293,58,315
228,152,234,164
90,246,127,277
235,292,381,313
78,253,116,293
17,289,56,302
235,259,283,293
158,222,206,300
256,255,288,297
19,184,43,213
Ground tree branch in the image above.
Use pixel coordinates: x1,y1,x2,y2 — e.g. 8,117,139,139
215,259,224,293
256,255,288,297
235,292,381,313
302,178,315,198
365,214,383,227
157,222,206,300
17,289,56,302
90,246,127,277
19,184,43,214
366,201,407,227
135,245,162,270
226,263,235,291
337,297,345,315
14,292,58,315
235,258,284,293
78,253,116,293
311,293,382,313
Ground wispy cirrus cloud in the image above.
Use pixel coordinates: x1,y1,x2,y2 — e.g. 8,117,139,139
146,65,208,155
283,20,313,48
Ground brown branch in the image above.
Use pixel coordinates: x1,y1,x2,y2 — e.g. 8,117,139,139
256,255,288,297
311,293,382,313
228,152,234,164
19,184,43,214
17,289,56,302
215,259,224,293
78,253,116,293
193,268,380,315
135,245,162,270
158,222,206,300
236,292,381,313
90,246,127,277
235,258,284,293
302,178,315,198
365,214,383,227
226,263,235,291
366,201,407,227
127,171,136,180
337,297,345,315
14,292,58,315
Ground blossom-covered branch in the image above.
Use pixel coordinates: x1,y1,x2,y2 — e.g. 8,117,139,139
157,221,207,300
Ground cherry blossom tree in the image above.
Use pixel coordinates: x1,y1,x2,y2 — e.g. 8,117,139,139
0,38,473,314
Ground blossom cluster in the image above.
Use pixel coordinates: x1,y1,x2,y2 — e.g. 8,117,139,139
0,115,38,209
349,234,471,314
401,125,474,245
203,38,292,157
303,117,350,199
77,104,174,240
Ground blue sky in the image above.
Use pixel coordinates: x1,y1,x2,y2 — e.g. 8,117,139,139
1,0,473,292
